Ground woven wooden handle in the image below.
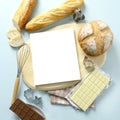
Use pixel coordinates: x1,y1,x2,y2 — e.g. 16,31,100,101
11,77,20,105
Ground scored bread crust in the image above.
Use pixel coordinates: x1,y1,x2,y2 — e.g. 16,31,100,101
12,0,37,31
78,20,113,56
25,0,84,32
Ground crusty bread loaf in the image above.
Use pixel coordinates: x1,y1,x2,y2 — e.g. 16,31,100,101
25,0,84,32
13,0,37,31
78,20,113,56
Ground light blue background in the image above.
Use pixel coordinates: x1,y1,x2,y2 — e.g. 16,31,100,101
1,0,120,120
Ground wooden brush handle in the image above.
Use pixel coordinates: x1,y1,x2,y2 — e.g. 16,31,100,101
11,77,20,105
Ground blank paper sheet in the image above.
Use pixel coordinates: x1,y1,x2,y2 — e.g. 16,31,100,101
30,29,80,85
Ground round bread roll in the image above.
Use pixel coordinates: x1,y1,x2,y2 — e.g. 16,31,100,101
78,20,113,56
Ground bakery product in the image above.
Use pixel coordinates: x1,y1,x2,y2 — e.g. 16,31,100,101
26,0,84,32
12,0,37,31
7,28,24,47
78,20,113,56
25,0,84,32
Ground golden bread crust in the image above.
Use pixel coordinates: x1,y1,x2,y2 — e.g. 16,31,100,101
25,0,84,32
12,0,37,31
78,20,113,56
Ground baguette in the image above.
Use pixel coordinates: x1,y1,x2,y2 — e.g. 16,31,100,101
25,0,84,32
13,0,37,31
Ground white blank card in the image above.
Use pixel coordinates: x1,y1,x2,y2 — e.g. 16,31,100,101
30,29,80,85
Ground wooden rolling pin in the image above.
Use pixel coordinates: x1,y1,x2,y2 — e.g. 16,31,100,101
25,0,84,32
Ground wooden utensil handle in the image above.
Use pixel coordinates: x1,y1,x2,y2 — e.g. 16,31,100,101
11,77,20,105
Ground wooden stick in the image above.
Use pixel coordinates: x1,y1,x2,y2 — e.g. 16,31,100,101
11,77,20,105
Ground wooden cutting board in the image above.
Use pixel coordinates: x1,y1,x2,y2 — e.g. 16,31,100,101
22,23,106,91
